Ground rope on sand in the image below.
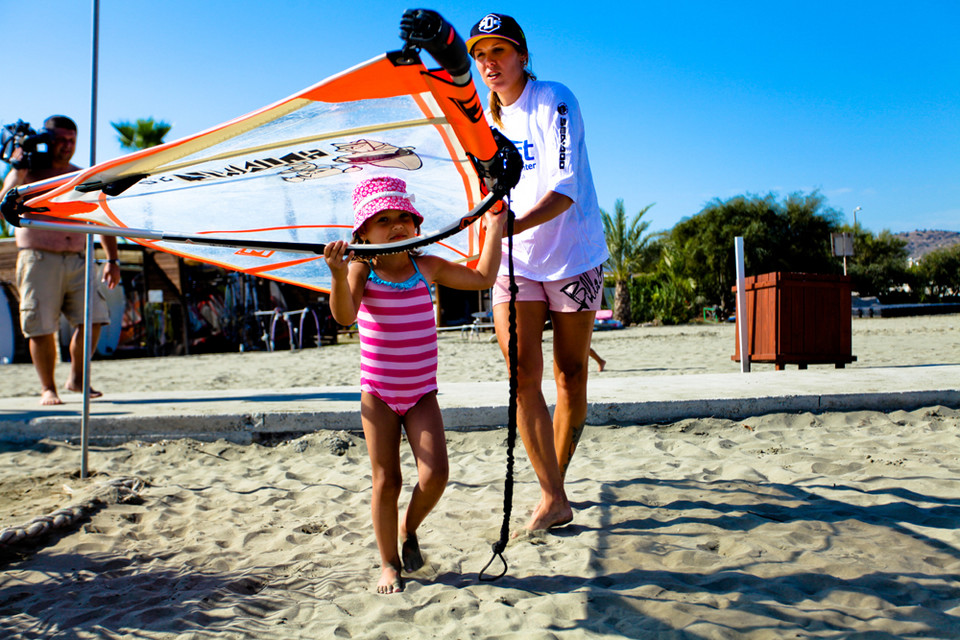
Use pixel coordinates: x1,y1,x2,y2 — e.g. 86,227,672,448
0,476,146,550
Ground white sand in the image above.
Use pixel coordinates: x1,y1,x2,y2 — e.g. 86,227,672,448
1,314,959,638
0,314,957,396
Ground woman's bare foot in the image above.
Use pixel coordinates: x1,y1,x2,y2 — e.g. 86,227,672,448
401,534,423,573
40,388,63,406
64,382,102,399
520,500,573,533
376,563,403,594
596,357,606,372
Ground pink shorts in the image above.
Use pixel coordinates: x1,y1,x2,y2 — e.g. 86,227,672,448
493,266,603,312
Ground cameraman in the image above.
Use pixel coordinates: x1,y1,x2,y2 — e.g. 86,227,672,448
0,115,119,405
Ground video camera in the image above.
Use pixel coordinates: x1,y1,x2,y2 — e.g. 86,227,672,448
0,120,54,172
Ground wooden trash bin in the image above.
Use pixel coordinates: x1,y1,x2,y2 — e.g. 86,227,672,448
732,272,856,370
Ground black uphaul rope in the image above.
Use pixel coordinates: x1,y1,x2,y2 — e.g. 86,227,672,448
478,196,518,582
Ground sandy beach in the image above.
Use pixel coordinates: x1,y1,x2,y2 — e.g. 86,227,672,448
0,314,958,396
1,314,959,638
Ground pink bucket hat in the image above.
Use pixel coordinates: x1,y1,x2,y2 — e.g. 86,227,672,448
352,176,423,233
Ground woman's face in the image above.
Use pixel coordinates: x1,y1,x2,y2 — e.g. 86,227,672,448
472,37,527,105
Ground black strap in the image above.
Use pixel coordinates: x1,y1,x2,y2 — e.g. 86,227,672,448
479,199,518,582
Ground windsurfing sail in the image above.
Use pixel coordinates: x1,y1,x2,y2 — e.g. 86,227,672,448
1,11,520,293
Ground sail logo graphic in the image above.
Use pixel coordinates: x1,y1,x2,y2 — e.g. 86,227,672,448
141,149,332,184
236,248,275,258
449,94,485,124
143,140,424,186
282,139,423,183
331,140,422,170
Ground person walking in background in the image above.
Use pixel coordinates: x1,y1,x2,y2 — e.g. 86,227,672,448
468,13,609,532
590,347,606,372
0,115,119,405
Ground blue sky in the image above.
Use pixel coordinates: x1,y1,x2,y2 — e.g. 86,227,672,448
2,0,957,234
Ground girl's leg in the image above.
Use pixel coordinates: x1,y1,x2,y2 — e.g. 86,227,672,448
550,310,597,480
493,301,572,531
398,391,449,571
360,391,404,594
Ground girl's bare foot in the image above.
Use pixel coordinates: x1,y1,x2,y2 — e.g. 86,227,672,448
401,534,423,573
376,563,403,594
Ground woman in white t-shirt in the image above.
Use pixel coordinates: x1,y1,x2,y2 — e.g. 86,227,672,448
468,13,609,532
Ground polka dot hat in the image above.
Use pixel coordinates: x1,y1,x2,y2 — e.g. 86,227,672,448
352,176,423,233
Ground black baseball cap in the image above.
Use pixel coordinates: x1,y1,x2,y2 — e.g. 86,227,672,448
467,13,527,54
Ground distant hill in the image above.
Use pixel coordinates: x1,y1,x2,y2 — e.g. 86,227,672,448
894,229,960,261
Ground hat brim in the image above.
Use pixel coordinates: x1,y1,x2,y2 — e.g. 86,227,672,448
466,33,523,55
352,199,423,233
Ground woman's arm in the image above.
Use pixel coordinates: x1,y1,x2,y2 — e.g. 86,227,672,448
512,190,573,236
509,83,587,235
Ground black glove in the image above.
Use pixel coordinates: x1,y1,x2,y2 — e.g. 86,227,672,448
399,9,444,49
399,9,470,81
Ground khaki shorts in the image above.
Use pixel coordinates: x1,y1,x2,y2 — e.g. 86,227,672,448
16,249,110,338
493,266,604,313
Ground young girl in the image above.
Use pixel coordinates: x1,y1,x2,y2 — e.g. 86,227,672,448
467,13,609,532
323,176,505,594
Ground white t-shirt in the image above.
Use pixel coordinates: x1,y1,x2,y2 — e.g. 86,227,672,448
492,79,608,281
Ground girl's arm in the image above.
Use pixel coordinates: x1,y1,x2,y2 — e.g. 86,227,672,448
423,208,507,290
323,240,367,325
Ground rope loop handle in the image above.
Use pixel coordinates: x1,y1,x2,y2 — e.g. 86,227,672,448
478,541,509,581
479,195,518,582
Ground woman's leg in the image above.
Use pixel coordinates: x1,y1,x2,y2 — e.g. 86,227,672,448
360,391,404,594
550,310,597,480
494,301,572,530
399,391,449,571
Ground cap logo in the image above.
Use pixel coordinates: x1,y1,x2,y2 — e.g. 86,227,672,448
477,14,501,33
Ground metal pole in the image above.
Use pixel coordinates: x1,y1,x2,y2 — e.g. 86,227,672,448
80,0,100,478
845,207,860,278
735,236,750,373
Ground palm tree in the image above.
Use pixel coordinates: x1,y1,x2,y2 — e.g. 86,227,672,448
601,199,655,326
111,118,172,151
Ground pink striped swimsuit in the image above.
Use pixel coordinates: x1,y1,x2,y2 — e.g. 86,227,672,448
357,259,438,416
